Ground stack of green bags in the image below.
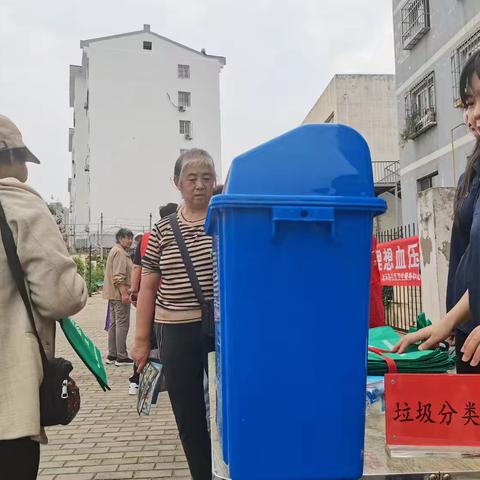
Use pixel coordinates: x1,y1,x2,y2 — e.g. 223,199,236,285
368,318,455,375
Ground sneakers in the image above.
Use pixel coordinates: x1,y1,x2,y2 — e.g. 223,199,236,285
115,357,134,367
105,355,116,365
128,382,139,395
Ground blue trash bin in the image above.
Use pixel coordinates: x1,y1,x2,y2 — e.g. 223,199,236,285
206,124,386,480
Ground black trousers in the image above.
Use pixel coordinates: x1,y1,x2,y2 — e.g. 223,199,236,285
156,322,212,480
0,437,40,480
455,331,480,373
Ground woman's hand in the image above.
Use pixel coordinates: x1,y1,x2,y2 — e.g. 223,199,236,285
460,325,480,367
129,290,138,306
392,318,455,354
131,338,150,373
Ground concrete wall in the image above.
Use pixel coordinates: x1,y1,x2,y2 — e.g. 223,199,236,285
392,0,480,224
304,77,336,124
334,75,399,164
417,187,455,322
70,28,224,232
375,191,403,232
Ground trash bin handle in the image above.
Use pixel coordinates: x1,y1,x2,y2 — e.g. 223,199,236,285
271,206,336,237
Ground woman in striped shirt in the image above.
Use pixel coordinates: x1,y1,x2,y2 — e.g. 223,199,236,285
132,149,215,480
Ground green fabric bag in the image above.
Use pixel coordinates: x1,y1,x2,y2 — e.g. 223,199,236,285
368,326,455,375
60,317,110,391
408,312,432,334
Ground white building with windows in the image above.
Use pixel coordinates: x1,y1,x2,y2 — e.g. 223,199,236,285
69,25,225,247
392,0,480,225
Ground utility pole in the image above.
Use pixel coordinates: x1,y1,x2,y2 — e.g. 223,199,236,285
149,213,152,231
100,212,104,261
88,245,92,297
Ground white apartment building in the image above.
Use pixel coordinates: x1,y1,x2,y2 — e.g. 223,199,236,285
69,24,225,247
303,74,401,230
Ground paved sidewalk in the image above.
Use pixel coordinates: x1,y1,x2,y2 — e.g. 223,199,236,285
37,295,190,480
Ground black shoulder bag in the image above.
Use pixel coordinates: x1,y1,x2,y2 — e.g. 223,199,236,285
0,199,80,427
169,213,215,346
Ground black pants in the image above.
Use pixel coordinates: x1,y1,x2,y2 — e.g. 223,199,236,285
455,331,480,373
0,437,40,480
156,322,212,480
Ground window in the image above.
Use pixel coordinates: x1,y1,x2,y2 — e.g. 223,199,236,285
178,91,191,108
143,41,152,50
179,120,192,136
417,171,439,192
404,72,436,139
401,0,430,50
451,28,480,106
178,64,190,79
325,112,335,123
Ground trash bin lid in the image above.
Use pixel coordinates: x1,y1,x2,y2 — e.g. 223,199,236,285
224,124,381,198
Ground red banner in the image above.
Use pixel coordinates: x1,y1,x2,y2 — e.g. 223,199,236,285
385,373,480,447
375,236,421,286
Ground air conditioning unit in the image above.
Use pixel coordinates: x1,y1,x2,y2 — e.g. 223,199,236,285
185,134,193,140
178,106,186,112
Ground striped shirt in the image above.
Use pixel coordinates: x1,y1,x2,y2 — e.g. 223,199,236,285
142,207,213,324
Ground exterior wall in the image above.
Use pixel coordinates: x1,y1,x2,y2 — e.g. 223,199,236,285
375,191,403,232
417,187,455,322
70,28,224,239
70,65,91,243
334,75,399,164
392,0,480,225
303,77,337,124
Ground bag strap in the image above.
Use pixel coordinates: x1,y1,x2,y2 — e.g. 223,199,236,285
168,213,205,305
0,198,49,370
368,346,398,374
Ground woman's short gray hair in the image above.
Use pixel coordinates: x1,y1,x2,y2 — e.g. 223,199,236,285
174,148,216,183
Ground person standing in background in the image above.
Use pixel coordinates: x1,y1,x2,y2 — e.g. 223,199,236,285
103,228,134,366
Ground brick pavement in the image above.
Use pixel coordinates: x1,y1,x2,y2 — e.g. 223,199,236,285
37,295,190,480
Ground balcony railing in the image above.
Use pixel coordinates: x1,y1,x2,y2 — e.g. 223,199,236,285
372,161,400,186
403,107,437,140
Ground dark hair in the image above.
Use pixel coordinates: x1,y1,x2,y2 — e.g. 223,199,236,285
115,228,133,243
213,184,224,195
456,51,480,215
159,203,178,218
173,148,216,183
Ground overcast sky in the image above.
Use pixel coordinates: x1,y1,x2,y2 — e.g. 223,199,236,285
0,0,395,204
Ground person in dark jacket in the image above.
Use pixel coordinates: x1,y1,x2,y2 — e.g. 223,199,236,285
393,51,480,373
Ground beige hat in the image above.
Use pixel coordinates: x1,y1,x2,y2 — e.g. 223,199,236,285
0,115,40,164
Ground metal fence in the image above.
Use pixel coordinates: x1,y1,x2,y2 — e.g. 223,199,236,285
371,160,400,186
376,223,422,332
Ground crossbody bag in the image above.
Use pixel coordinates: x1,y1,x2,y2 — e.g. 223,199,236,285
168,213,215,343
0,199,80,426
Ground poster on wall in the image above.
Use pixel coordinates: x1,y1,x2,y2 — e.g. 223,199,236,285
375,236,421,287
